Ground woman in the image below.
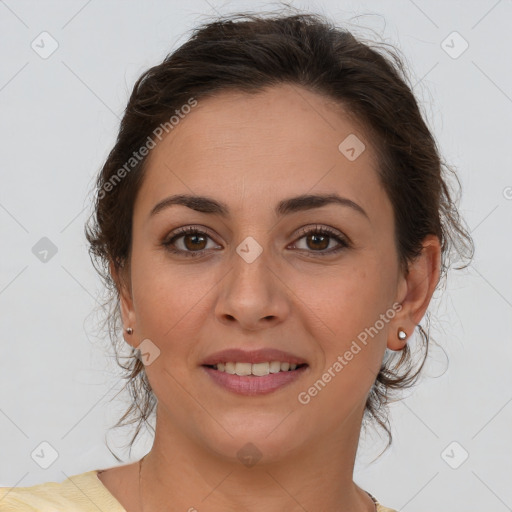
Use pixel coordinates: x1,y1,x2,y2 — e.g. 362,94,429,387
0,9,473,512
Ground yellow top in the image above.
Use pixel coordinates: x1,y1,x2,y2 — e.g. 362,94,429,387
0,470,398,511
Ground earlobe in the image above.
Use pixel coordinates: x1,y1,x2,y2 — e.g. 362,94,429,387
109,259,137,345
387,234,441,351
387,325,410,351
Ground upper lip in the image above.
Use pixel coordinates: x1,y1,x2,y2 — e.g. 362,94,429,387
201,348,308,366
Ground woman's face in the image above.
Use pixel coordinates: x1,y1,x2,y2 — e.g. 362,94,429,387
119,83,410,463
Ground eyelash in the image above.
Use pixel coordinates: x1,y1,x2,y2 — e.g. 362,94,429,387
162,225,350,258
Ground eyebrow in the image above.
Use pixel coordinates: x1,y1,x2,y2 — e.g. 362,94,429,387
149,193,369,221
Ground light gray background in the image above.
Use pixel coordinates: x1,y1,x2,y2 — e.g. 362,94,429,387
0,1,511,511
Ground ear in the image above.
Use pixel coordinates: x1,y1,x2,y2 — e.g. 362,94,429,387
109,259,137,348
388,234,441,351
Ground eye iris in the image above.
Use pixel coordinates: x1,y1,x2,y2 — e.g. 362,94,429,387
308,233,329,250
184,233,207,251
169,227,342,255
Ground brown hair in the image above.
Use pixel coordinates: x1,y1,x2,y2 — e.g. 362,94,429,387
85,9,474,460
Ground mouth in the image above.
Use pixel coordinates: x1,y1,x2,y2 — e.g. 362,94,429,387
200,349,309,395
203,361,308,376
200,348,309,395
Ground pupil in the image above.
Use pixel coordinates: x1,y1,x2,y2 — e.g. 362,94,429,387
186,234,205,250
309,234,328,250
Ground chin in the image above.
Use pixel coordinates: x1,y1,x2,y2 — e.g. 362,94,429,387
199,419,304,466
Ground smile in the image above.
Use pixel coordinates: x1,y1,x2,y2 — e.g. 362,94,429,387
207,361,305,376
202,363,309,395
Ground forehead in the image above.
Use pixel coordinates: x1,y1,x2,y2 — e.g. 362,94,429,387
134,83,389,223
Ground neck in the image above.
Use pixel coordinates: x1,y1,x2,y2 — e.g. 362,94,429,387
138,404,376,512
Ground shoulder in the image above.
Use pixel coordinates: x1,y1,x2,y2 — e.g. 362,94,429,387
366,491,398,512
0,470,126,512
376,504,399,512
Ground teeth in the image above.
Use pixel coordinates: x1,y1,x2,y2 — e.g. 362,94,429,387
225,362,236,374
251,362,269,376
269,361,281,373
212,361,302,376
235,362,252,376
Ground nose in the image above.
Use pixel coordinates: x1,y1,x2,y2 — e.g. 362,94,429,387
214,244,290,331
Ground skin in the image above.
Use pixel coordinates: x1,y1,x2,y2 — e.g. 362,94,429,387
98,83,441,512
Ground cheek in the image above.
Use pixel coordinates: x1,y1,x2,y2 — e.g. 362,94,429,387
130,252,217,345
294,263,377,336
292,259,393,373
293,267,389,420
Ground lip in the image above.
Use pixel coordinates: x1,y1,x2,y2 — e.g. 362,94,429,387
200,348,308,366
202,364,309,395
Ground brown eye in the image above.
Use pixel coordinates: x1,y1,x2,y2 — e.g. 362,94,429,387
163,224,349,258
182,232,207,251
305,233,330,251
292,225,350,255
163,226,219,258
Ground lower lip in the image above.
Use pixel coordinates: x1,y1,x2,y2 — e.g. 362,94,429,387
202,365,308,395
